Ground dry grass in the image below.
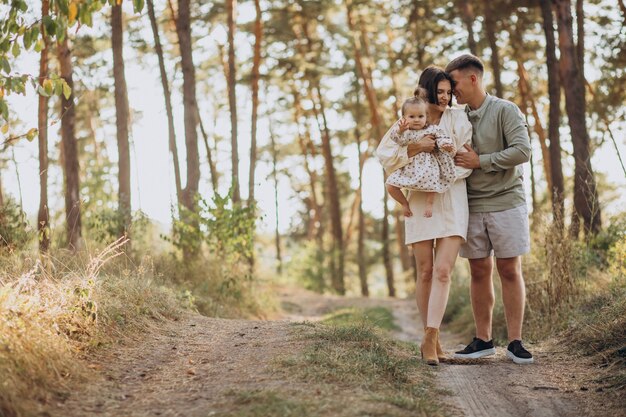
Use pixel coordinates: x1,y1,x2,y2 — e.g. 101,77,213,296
0,239,182,417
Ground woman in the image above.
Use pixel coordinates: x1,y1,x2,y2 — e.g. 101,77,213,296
376,66,473,365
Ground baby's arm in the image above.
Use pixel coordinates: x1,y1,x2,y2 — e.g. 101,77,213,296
434,128,456,154
390,125,411,146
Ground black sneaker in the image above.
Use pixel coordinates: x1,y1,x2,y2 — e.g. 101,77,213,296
453,337,496,359
506,340,534,364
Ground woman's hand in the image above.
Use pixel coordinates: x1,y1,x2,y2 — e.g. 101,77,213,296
407,135,436,157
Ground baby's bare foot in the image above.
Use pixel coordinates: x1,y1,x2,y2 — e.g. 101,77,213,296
403,204,413,217
423,208,433,218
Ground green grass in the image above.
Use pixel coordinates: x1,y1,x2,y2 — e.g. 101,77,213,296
282,320,449,417
224,389,315,417
322,306,400,332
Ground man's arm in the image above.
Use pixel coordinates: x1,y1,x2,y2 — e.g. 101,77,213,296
455,104,530,171
478,104,531,172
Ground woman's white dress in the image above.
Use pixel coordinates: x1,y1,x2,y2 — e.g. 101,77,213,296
376,108,473,244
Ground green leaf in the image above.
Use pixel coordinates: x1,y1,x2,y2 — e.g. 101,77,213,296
54,79,63,96
43,16,55,37
58,0,69,15
23,29,31,49
26,128,37,141
62,81,71,100
133,0,145,13
11,41,20,58
43,79,53,95
0,58,10,74
37,85,50,97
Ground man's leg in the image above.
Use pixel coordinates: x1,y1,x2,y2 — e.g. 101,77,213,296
412,240,434,329
469,257,495,342
496,256,525,342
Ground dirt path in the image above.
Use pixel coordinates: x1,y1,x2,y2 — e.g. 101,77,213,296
50,287,617,417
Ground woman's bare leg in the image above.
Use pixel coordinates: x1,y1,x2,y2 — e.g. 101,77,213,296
412,240,434,328
424,192,435,218
426,236,463,329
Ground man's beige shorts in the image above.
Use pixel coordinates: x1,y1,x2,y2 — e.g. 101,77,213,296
459,204,530,259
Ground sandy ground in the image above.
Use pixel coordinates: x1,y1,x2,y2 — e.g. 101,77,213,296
49,287,624,417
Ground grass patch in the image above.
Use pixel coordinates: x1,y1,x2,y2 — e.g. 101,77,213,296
223,389,315,417
322,306,400,332
561,279,626,390
0,241,182,417
283,321,449,416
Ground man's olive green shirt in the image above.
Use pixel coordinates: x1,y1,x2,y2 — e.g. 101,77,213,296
465,95,531,212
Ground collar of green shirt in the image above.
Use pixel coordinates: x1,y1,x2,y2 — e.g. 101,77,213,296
465,94,495,121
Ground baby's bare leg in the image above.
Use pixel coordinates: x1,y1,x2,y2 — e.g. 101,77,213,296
424,192,434,218
386,184,413,217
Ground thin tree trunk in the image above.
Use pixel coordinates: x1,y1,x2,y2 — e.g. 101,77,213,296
226,0,240,203
293,89,322,240
514,56,552,192
197,108,219,192
176,0,201,256
575,0,584,80
248,0,262,206
37,0,50,253
268,114,282,275
355,114,368,297
147,0,182,204
112,3,132,245
57,35,82,251
540,0,565,228
346,0,393,295
459,0,478,55
484,6,503,97
292,15,344,294
554,0,601,236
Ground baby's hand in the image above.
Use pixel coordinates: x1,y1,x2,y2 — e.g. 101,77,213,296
402,203,413,218
440,143,456,153
398,118,410,133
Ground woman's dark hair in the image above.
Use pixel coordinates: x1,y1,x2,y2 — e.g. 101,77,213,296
415,66,455,107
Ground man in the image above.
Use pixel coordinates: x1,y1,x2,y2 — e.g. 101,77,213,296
446,54,534,364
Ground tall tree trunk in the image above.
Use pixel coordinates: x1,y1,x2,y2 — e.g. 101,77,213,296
540,0,565,228
147,0,182,204
293,89,322,240
176,0,201,256
554,0,601,235
575,0,584,81
484,6,503,97
268,114,282,275
291,15,344,294
514,55,552,192
57,35,82,251
355,116,368,297
197,108,219,192
248,0,262,206
112,3,132,245
459,0,478,55
37,0,50,253
226,0,240,203
346,0,394,295
315,85,345,295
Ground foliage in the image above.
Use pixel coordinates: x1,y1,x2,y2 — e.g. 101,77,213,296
170,191,256,264
85,207,149,245
0,198,33,253
285,240,328,293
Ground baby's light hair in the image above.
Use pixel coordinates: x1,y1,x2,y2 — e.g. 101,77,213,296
401,88,428,116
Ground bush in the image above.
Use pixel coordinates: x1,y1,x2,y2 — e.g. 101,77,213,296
0,199,33,253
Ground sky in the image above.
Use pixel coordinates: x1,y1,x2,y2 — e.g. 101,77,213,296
2,2,626,238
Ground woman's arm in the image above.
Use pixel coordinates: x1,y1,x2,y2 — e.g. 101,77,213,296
451,111,474,180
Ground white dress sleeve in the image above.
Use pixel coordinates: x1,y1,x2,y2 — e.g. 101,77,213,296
376,119,410,175
451,110,474,180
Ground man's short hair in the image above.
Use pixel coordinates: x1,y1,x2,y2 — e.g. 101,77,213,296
445,54,484,75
